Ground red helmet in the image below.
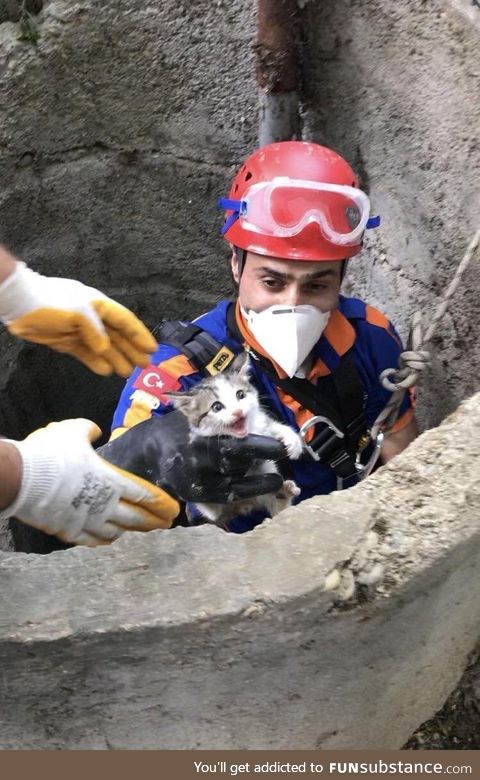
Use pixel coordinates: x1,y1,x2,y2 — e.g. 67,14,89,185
221,141,368,262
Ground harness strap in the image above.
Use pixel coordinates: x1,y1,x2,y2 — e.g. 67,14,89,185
226,304,368,482
154,320,235,375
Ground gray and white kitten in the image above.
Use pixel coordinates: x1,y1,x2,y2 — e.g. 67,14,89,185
164,352,303,527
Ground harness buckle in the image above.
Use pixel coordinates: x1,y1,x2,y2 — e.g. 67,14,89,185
299,415,344,462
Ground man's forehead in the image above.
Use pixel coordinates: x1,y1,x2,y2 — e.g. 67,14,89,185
247,253,342,278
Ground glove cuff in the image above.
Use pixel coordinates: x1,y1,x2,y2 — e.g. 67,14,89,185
0,262,42,323
0,439,60,520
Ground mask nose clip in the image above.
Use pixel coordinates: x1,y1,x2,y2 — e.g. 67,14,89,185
299,415,344,461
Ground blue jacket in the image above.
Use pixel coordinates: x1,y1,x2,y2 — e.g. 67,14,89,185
111,297,413,532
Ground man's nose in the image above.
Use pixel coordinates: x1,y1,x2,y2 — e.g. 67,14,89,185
283,285,302,307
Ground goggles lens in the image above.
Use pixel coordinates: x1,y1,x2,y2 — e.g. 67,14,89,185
243,178,371,245
269,184,363,234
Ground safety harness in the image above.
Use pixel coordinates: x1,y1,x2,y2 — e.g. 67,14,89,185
154,304,370,486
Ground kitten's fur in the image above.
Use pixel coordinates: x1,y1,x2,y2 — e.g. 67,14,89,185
164,352,303,527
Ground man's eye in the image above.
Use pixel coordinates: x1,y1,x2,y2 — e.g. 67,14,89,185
305,284,327,293
263,278,283,289
211,401,224,412
236,389,246,400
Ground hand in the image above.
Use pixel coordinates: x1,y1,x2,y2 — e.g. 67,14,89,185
0,259,157,377
2,419,180,546
99,411,286,504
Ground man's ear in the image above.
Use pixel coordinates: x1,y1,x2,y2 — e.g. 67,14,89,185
231,249,240,285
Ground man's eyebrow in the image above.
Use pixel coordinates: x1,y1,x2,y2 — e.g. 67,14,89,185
256,266,337,280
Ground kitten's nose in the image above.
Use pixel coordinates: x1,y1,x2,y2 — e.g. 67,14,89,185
232,409,243,419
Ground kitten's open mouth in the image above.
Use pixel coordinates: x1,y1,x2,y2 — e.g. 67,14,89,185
227,416,248,437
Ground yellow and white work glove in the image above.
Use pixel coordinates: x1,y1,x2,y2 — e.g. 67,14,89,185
0,261,157,377
0,419,180,546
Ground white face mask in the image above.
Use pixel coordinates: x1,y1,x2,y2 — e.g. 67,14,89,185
242,304,331,378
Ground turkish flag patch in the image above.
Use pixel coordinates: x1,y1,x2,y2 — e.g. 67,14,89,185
133,366,181,402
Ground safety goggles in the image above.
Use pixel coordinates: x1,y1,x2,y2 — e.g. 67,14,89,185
219,177,380,245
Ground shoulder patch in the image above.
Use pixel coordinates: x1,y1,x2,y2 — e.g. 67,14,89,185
133,365,182,402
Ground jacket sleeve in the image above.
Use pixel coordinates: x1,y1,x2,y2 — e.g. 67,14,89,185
110,345,201,440
362,305,415,434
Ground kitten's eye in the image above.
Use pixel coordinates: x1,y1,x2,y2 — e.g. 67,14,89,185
211,401,225,413
236,389,246,400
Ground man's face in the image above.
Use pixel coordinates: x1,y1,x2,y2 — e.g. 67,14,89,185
231,251,342,314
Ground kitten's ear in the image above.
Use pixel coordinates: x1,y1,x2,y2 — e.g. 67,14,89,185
230,350,250,379
163,389,196,414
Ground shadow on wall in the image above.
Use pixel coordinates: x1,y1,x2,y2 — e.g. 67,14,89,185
1,342,124,553
0,1,43,24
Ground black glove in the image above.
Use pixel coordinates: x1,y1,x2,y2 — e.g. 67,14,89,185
98,411,286,503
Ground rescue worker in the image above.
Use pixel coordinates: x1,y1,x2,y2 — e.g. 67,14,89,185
108,141,419,534
0,245,282,544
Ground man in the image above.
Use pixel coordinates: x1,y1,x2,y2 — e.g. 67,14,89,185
0,246,280,544
109,141,418,533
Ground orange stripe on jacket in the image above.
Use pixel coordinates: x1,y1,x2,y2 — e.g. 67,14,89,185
160,353,197,379
322,309,356,357
388,406,414,434
365,304,402,348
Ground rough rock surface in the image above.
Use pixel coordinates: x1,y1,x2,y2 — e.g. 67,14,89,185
303,0,480,431
0,393,479,749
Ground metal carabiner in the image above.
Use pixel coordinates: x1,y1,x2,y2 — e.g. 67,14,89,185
355,431,385,480
299,415,344,461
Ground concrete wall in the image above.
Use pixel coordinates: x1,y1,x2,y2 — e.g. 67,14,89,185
303,0,480,431
1,393,479,749
0,0,479,747
0,0,258,443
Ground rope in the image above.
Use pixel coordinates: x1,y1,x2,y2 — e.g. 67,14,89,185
370,228,480,440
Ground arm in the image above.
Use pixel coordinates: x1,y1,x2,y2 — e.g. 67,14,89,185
0,440,22,510
0,245,157,377
380,415,419,464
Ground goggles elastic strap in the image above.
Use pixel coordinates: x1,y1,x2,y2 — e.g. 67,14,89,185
218,198,247,235
218,195,380,237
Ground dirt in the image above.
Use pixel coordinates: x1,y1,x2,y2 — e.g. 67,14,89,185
405,654,480,749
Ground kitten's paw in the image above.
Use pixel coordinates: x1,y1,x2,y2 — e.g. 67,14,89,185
277,428,304,459
276,479,301,499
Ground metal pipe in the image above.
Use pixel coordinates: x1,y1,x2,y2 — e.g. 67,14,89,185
255,0,302,145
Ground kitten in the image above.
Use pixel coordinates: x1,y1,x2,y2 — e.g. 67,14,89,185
164,352,303,527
